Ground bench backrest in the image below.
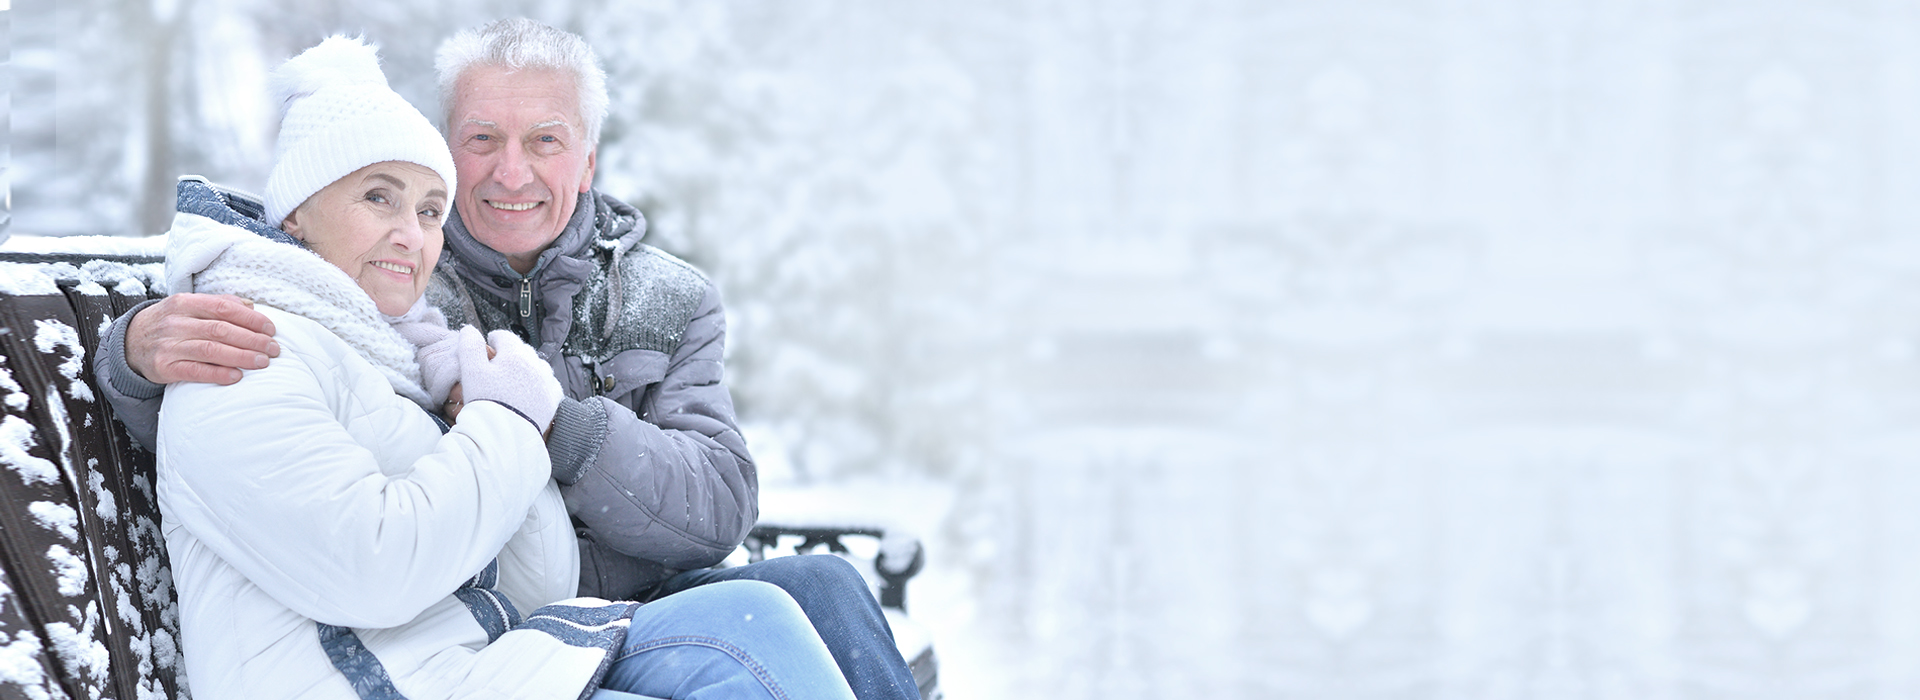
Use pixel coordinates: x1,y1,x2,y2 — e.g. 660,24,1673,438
0,254,182,700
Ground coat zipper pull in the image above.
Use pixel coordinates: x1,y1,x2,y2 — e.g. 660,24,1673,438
518,278,533,319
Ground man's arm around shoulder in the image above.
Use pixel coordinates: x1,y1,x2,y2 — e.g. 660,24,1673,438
94,293,281,451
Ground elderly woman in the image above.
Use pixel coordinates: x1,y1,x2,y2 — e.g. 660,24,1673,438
156,36,853,700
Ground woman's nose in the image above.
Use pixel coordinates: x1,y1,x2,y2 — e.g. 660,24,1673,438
391,215,426,251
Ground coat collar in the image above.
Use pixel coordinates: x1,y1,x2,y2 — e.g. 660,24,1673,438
443,191,650,282
439,190,647,292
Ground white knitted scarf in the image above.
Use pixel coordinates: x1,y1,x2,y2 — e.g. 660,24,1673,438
164,210,433,408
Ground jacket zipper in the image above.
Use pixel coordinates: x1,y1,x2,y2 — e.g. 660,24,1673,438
518,278,533,320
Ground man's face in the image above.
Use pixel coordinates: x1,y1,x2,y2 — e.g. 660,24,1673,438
447,65,597,274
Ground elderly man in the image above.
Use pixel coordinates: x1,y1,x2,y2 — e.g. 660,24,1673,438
93,18,919,700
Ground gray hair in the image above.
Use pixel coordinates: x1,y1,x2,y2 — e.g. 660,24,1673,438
435,18,610,146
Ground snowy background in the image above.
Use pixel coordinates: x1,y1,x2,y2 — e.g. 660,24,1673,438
16,0,1920,697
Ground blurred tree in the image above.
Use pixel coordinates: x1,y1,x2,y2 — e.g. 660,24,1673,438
588,1,1001,482
15,0,142,235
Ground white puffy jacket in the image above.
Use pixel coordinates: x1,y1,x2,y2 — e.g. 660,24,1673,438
156,204,624,700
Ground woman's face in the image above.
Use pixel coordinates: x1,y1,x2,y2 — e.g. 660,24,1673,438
282,161,448,316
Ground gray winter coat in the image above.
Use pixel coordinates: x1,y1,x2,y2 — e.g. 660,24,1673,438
96,186,757,599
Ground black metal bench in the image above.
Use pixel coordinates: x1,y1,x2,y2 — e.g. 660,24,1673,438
0,252,180,700
0,249,941,699
742,523,939,699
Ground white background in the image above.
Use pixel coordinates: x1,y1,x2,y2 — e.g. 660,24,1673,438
16,1,1920,697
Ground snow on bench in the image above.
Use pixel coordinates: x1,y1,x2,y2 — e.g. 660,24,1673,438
0,249,179,700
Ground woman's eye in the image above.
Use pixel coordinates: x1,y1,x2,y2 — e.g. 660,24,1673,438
420,207,442,219
366,192,389,204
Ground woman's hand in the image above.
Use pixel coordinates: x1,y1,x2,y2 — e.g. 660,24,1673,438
438,346,490,423
402,312,461,406
443,382,465,422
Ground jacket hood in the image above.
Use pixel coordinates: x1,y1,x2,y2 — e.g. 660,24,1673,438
174,176,304,248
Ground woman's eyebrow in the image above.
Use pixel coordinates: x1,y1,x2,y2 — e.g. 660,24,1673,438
366,173,409,190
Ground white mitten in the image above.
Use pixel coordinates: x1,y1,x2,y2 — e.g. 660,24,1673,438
385,299,460,405
415,333,463,406
386,298,451,344
457,327,561,432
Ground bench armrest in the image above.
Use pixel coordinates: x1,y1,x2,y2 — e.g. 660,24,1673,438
741,523,926,610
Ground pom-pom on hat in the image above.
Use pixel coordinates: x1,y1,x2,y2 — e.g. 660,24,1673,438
264,36,457,226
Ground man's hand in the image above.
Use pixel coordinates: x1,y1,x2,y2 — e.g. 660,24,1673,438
126,293,280,386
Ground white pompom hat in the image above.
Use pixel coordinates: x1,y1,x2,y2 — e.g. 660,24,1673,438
264,35,457,227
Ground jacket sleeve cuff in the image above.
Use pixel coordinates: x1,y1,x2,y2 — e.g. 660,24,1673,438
102,300,166,401
548,396,609,485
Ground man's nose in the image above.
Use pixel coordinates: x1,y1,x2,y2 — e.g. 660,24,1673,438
493,143,536,190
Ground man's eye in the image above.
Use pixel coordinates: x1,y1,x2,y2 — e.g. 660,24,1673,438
473,134,492,142
539,135,558,143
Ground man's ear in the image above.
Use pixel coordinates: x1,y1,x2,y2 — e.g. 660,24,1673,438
579,149,597,193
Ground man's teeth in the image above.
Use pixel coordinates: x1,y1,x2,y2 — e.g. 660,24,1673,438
370,261,412,274
490,200,539,211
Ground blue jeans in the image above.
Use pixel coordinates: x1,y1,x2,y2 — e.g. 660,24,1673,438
647,556,920,700
592,580,854,700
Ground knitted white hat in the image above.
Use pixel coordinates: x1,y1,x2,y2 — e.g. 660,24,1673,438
264,36,457,226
